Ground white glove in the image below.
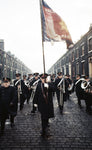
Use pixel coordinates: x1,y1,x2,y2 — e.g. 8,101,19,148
44,83,49,89
34,104,37,107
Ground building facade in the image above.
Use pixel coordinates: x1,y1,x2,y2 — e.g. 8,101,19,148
0,40,32,80
48,25,92,79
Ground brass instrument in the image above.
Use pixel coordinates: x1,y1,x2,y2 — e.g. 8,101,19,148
24,80,30,88
15,79,22,102
57,77,65,106
68,83,74,91
75,78,85,85
81,80,92,93
30,79,40,101
24,76,34,88
57,77,65,93
81,80,89,89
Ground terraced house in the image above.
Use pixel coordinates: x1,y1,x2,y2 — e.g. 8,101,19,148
48,24,92,79
0,40,32,80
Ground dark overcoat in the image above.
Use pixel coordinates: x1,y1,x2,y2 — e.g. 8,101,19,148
55,77,69,102
14,79,26,94
14,79,27,100
33,81,55,119
0,86,18,119
75,79,85,99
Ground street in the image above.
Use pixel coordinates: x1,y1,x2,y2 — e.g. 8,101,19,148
0,92,92,150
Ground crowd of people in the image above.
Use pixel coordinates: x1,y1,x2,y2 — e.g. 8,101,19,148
0,72,92,138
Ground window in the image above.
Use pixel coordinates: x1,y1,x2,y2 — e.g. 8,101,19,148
72,52,74,61
76,63,79,74
76,49,79,58
81,45,84,56
89,38,92,51
81,62,85,75
72,66,75,77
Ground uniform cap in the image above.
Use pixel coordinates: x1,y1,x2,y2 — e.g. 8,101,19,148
23,75,27,77
57,72,62,76
15,73,21,77
34,72,39,76
40,73,48,79
3,77,11,82
28,73,33,76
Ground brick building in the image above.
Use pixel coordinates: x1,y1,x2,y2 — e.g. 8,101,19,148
0,40,32,80
48,25,92,79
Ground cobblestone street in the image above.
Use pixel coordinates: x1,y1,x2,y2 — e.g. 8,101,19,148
0,92,92,150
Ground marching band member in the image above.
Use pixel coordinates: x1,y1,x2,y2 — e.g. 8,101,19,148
55,72,66,114
0,77,18,135
26,74,34,103
75,74,85,108
51,74,56,97
13,73,26,111
23,74,30,104
65,74,72,100
55,72,63,113
81,76,92,114
33,73,55,138
30,73,40,114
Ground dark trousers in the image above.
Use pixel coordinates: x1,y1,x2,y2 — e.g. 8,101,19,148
0,115,15,132
20,94,25,110
76,93,82,106
56,91,64,112
85,93,92,112
26,89,32,104
41,115,48,134
0,119,5,131
56,91,60,106
31,103,36,112
10,115,14,124
0,115,6,131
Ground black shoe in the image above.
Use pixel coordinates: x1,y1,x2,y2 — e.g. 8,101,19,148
41,132,52,139
31,110,35,114
41,132,48,139
60,108,63,114
78,104,82,109
86,109,92,115
11,123,15,128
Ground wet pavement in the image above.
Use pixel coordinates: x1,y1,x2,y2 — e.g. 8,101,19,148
0,92,92,150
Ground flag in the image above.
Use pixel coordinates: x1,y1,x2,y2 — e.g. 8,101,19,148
40,0,73,48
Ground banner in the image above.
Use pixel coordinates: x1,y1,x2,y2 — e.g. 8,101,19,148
41,0,73,48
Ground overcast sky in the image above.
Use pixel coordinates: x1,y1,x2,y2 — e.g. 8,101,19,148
0,0,92,73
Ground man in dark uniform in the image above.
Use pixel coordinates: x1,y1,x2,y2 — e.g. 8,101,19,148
23,74,30,104
55,72,69,114
55,72,64,113
30,73,40,113
0,77,18,135
65,74,72,100
81,76,92,114
13,73,26,111
33,73,55,138
26,74,34,104
75,74,85,108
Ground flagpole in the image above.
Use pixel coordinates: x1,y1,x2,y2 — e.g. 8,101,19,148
39,0,46,74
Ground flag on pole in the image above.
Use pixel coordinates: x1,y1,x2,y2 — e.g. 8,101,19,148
40,0,73,48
